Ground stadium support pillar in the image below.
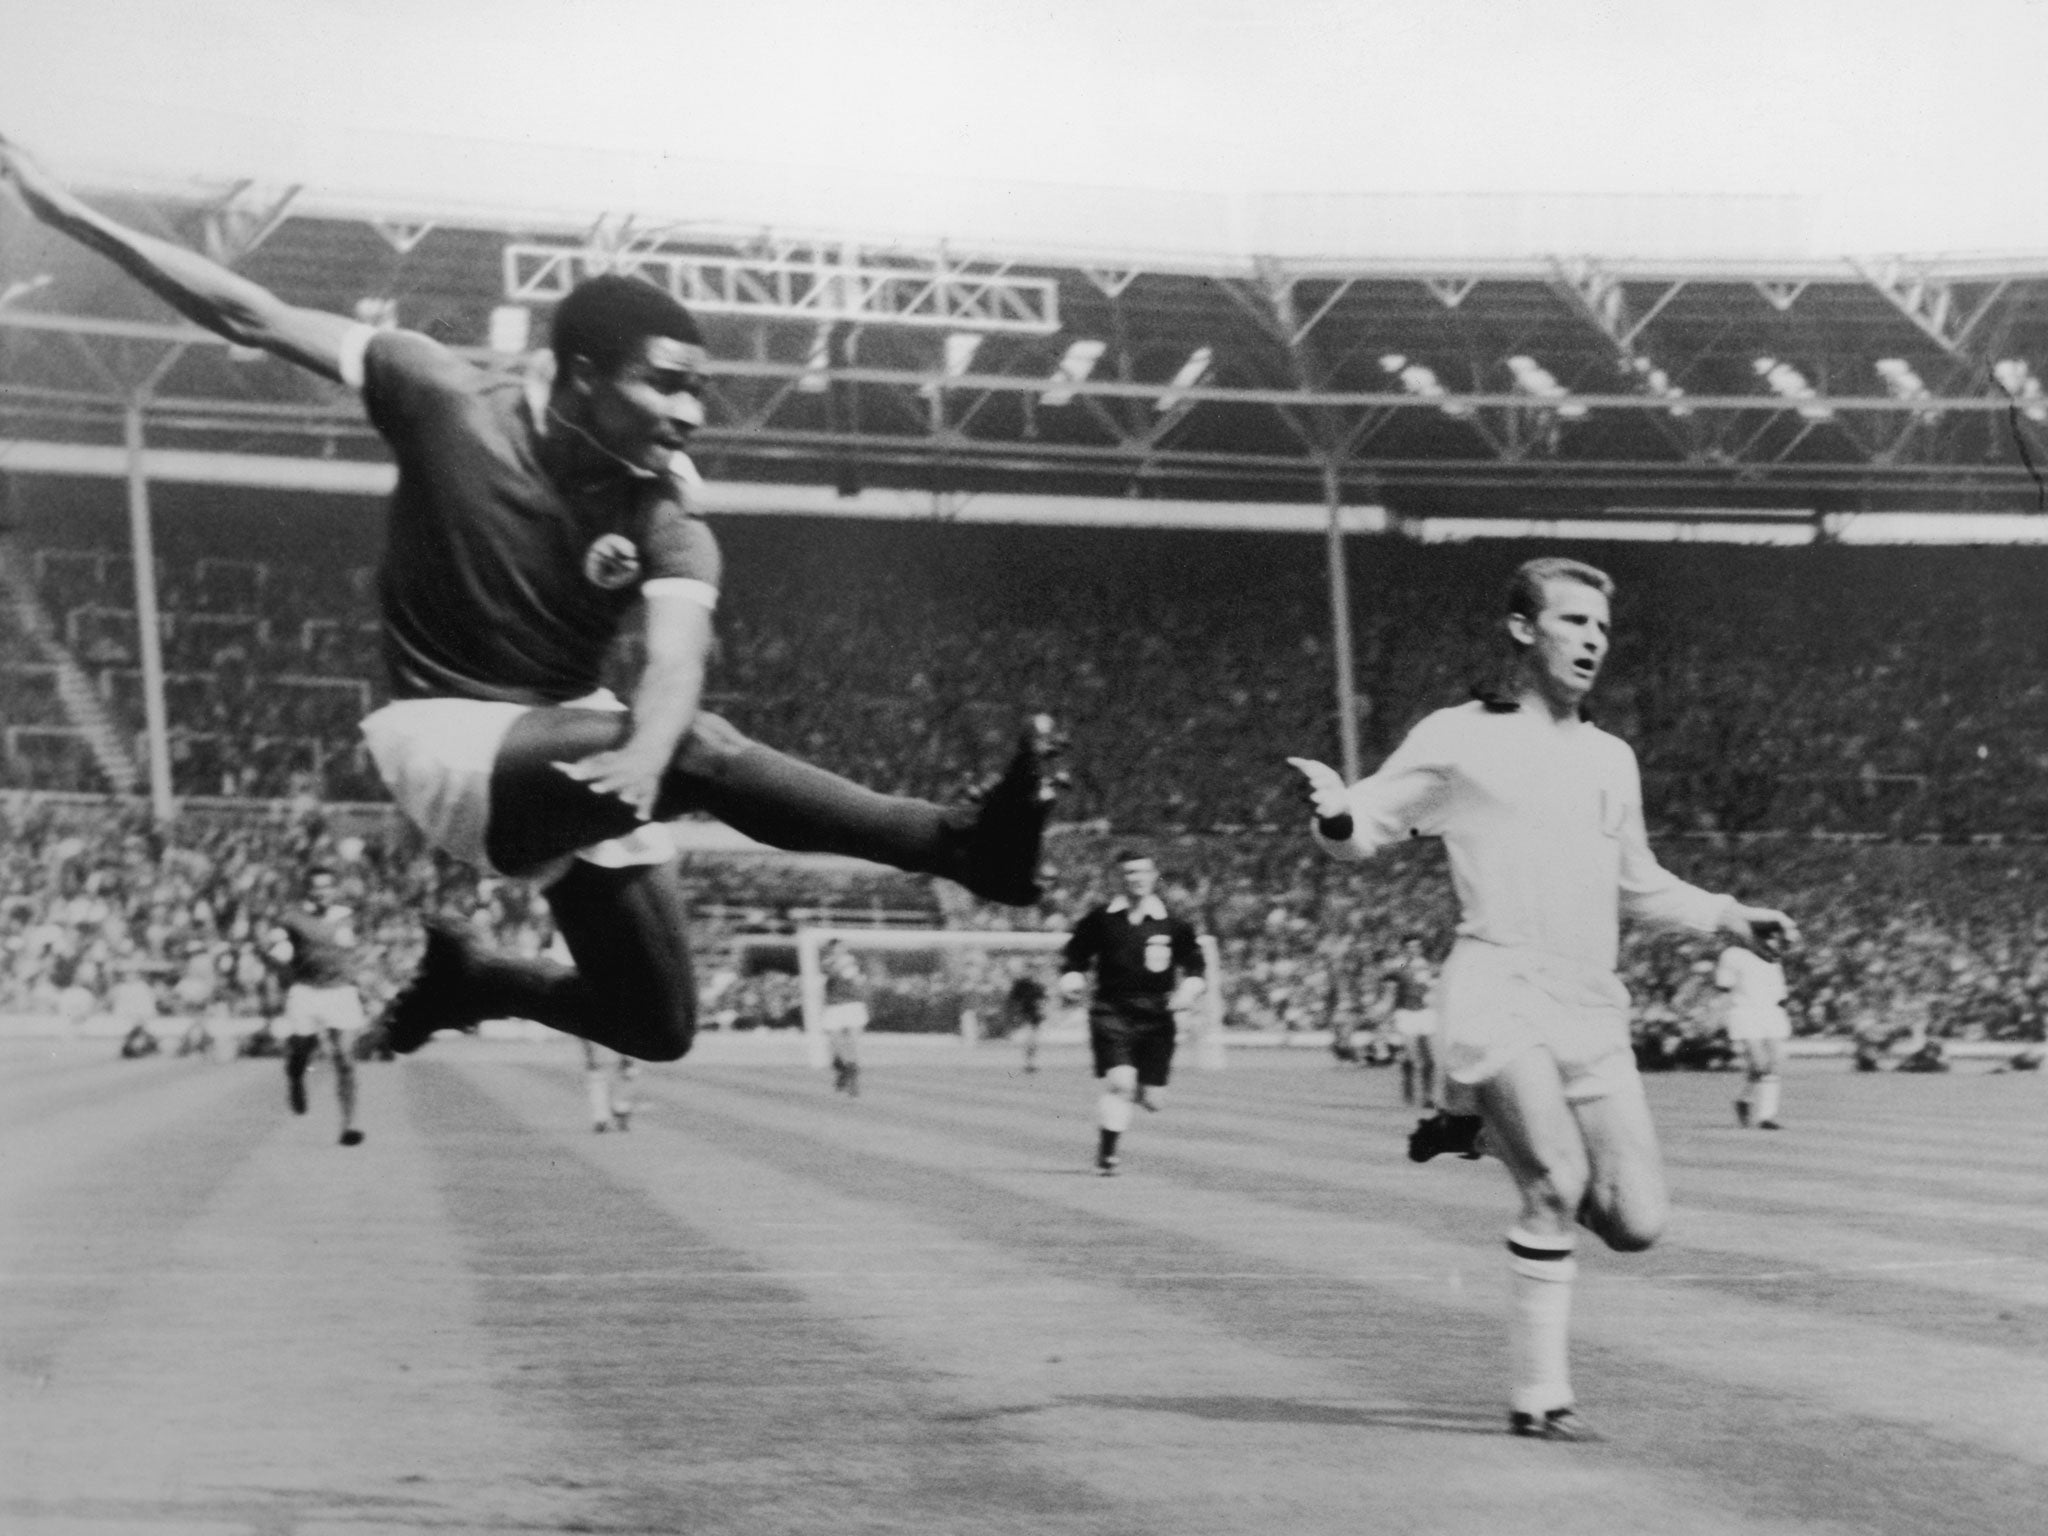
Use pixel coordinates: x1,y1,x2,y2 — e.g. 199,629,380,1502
123,404,176,823
1323,458,1363,783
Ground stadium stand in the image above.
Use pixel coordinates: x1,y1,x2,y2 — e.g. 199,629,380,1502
2,478,2047,1048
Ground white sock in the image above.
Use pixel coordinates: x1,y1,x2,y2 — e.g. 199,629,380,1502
586,1070,611,1126
1507,1227,1577,1415
1756,1077,1781,1123
1098,1092,1134,1134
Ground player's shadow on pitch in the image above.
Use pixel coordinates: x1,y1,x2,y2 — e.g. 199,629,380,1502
1064,1394,1501,1434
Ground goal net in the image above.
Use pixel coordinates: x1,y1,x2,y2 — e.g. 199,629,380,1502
792,926,1227,1071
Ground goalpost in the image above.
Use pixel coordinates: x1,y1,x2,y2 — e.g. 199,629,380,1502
793,926,1227,1072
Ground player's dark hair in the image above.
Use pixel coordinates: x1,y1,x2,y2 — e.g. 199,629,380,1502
551,274,704,376
305,865,337,884
1115,849,1153,866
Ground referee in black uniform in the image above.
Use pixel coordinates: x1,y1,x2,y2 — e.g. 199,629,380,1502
1060,851,1207,1175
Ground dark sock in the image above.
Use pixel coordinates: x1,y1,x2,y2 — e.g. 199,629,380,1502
1098,1128,1121,1160
667,733,962,875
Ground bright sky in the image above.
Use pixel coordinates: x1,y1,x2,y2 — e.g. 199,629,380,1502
4,0,2045,258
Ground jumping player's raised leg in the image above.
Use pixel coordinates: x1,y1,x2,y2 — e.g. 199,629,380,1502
375,707,1057,1059
385,860,701,1060
485,708,1055,901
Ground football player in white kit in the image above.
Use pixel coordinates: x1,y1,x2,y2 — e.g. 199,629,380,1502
1717,944,1791,1128
1291,557,1798,1440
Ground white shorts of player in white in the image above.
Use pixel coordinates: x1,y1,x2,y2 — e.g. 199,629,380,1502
360,690,677,884
282,982,367,1036
1392,1007,1436,1041
1725,1005,1791,1043
820,1001,871,1034
1434,939,1637,1105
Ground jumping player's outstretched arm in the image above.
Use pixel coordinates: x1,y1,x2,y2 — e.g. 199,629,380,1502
557,588,714,818
0,133,356,381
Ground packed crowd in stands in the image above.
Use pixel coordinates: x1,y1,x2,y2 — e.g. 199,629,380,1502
3,483,2048,1047
3,795,2044,1050
11,488,2048,838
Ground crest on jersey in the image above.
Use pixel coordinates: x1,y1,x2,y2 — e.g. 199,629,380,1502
1144,934,1174,972
583,533,642,590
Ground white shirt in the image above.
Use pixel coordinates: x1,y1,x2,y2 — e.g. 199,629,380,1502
1316,701,1733,973
1715,946,1787,1011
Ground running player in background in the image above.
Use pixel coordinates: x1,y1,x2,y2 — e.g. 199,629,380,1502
266,868,367,1148
1383,934,1438,1110
582,1039,640,1132
1060,853,1206,1176
172,940,222,1059
0,135,1057,1069
1290,556,1797,1440
817,939,870,1096
1004,970,1050,1073
1717,943,1791,1129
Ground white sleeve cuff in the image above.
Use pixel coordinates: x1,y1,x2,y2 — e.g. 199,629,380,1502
336,323,378,391
642,577,719,612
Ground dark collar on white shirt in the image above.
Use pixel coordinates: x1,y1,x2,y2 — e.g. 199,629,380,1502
1107,895,1169,922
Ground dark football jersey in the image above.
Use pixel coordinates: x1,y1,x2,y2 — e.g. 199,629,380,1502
273,905,355,989
821,950,867,1005
1062,903,1205,1005
359,331,722,705
1388,955,1433,1012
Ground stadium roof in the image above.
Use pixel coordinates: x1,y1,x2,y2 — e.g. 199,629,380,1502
7,0,2048,522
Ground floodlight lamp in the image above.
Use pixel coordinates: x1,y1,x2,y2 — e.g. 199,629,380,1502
1040,338,1105,406
943,333,982,378
1156,346,1213,413
798,326,830,394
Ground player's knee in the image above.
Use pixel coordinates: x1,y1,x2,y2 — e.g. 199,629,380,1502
1104,1064,1139,1099
632,1020,694,1063
1582,1184,1666,1252
1596,1206,1666,1252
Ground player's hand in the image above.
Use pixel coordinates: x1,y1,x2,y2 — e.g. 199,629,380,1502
1285,757,1350,821
555,747,668,820
1058,971,1087,1002
1725,904,1800,960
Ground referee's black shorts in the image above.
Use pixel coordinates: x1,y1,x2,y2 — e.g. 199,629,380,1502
1090,999,1177,1087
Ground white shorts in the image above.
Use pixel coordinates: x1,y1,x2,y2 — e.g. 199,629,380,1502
361,692,678,882
1435,940,1637,1104
1392,1007,1436,1041
1726,1008,1791,1043
283,983,366,1036
820,1001,870,1034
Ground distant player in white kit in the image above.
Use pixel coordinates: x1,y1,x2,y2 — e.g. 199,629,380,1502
1383,934,1438,1109
1717,944,1791,1129
1290,556,1798,1440
818,939,870,1096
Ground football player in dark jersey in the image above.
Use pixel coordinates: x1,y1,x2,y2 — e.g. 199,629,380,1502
1059,853,1206,1175
265,868,367,1147
2,133,1057,1067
